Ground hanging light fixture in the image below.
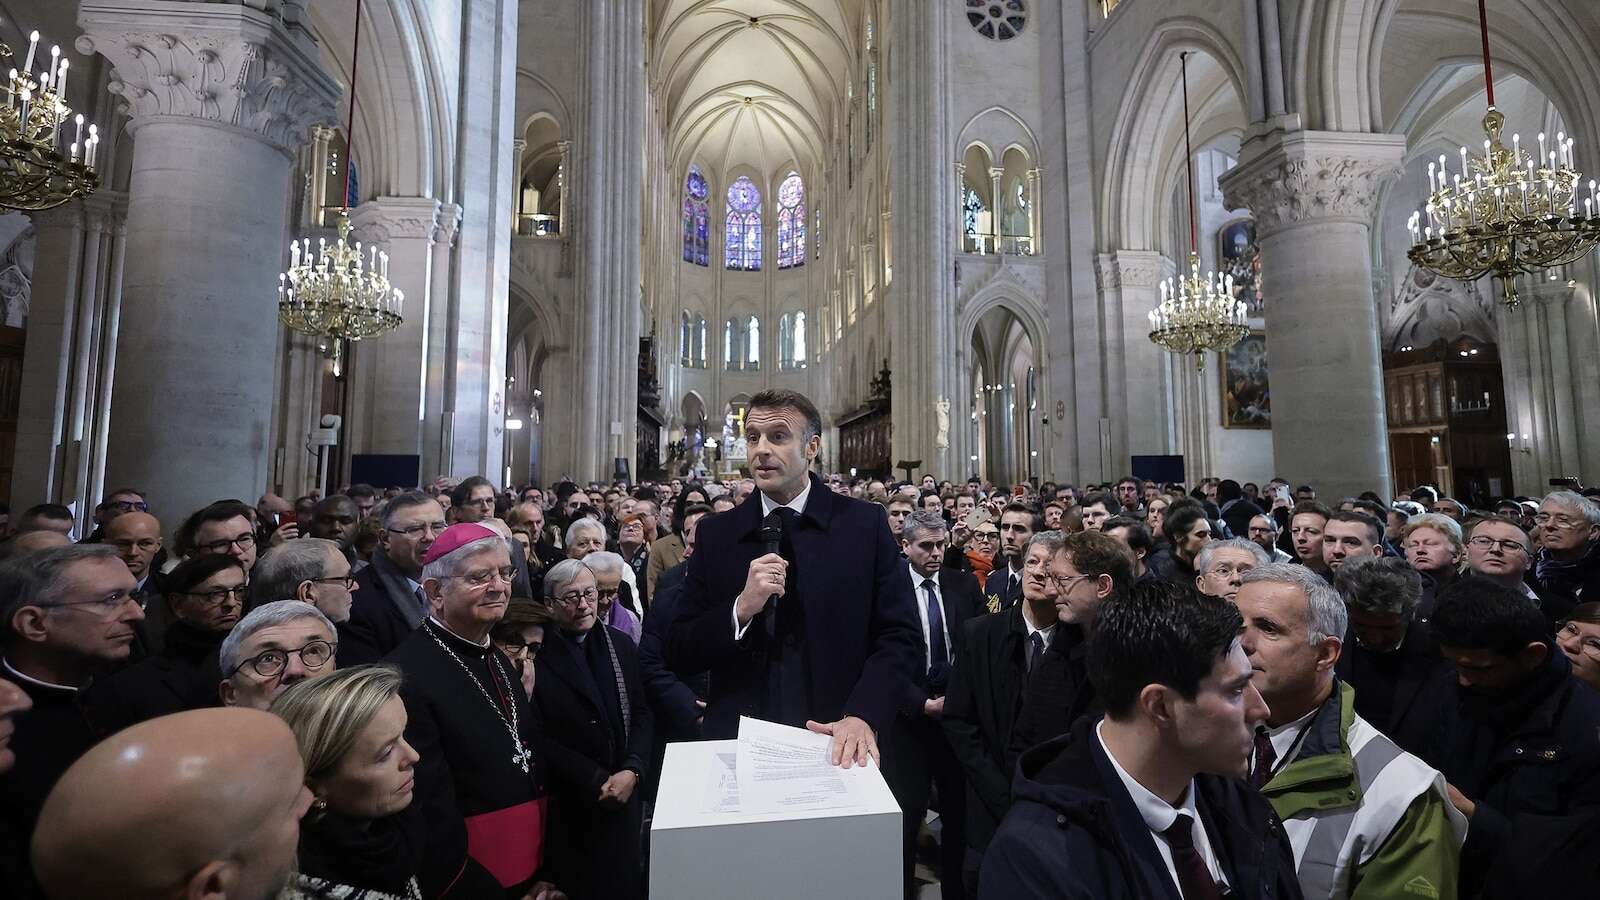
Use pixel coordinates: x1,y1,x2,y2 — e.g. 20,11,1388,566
1,28,100,210
278,0,402,341
1148,52,1249,370
1406,0,1600,309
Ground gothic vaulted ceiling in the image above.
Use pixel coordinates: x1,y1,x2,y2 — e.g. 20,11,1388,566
651,0,862,181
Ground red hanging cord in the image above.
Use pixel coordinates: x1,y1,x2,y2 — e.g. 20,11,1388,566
1477,0,1495,107
1181,51,1198,256
342,0,364,212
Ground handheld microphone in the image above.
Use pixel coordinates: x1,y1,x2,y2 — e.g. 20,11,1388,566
760,511,784,615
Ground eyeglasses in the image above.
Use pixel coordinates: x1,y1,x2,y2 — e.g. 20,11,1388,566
230,639,337,677
45,591,147,615
110,499,149,512
1559,622,1600,659
556,587,599,608
1468,536,1528,554
972,530,1000,541
443,566,516,588
196,533,255,554
497,638,544,659
1052,573,1095,590
306,575,356,590
387,521,448,538
1534,513,1590,530
181,584,248,607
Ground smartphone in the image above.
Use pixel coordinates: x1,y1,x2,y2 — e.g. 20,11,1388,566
964,509,992,530
1550,477,1582,489
1012,485,1025,498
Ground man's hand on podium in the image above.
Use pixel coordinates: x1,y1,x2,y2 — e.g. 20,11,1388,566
806,716,878,769
735,553,788,625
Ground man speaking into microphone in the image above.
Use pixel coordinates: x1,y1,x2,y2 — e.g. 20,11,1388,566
667,389,920,767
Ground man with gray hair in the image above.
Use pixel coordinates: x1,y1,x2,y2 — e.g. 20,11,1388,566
0,544,142,898
250,537,359,624
386,522,546,896
342,490,447,666
1331,556,1450,753
581,550,642,644
1195,537,1271,603
219,600,338,710
1238,562,1465,900
564,517,608,560
887,509,982,899
1530,489,1600,621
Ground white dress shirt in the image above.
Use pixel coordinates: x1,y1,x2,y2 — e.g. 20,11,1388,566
1020,605,1057,653
1266,706,1319,773
2,657,78,692
909,564,953,670
1096,719,1228,897
733,481,813,639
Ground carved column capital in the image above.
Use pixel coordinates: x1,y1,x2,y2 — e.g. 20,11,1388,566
433,203,463,247
1095,250,1172,291
1220,130,1406,238
76,0,340,156
350,196,444,246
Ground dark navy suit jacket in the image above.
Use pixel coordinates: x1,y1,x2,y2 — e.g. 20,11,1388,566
665,471,922,738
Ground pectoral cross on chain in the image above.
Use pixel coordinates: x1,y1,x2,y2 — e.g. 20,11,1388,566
513,742,532,774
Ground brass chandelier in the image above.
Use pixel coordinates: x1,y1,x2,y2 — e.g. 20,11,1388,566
277,0,402,342
1405,0,1600,309
1148,52,1249,370
1,30,99,211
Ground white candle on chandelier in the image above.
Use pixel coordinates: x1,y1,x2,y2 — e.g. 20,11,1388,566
1513,133,1521,162
1539,132,1548,166
290,242,300,267
46,46,59,91
1460,146,1469,179
1557,133,1567,166
23,32,39,78
55,59,66,102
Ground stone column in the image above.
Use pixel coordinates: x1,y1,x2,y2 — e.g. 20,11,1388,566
509,139,527,228
888,3,960,478
1027,168,1041,255
348,197,441,479
988,167,1003,254
77,1,337,522
1499,277,1600,490
10,204,85,513
1096,250,1174,460
1221,130,1406,499
573,1,643,480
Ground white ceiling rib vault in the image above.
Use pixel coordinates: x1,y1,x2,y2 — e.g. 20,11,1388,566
653,0,862,181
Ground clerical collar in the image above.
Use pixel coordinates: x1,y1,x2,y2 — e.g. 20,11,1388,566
2,657,79,693
426,617,491,649
760,479,812,518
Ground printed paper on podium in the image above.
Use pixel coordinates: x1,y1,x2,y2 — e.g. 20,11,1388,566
734,716,880,815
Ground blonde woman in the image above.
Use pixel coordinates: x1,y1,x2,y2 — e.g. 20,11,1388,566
272,665,423,900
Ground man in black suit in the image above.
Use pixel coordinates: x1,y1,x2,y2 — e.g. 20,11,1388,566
979,581,1300,899
666,388,921,767
886,510,983,900
1008,530,1133,759
941,530,1066,893
1330,555,1451,755
339,491,445,666
981,503,1040,613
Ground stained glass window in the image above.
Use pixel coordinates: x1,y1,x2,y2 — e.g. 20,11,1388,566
725,176,763,270
963,188,984,238
682,166,710,266
777,172,807,269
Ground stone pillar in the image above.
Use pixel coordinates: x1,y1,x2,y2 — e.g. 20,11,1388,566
954,162,966,250
888,3,960,480
573,1,643,480
1096,250,1174,460
348,197,442,479
1027,168,1041,255
1221,130,1406,500
556,139,571,236
422,204,462,480
988,167,1003,253
11,205,82,512
509,139,527,226
77,1,338,523
1499,277,1600,490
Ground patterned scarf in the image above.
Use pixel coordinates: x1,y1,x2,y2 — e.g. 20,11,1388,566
595,624,631,741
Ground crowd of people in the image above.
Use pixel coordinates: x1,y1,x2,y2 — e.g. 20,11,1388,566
2,387,1600,899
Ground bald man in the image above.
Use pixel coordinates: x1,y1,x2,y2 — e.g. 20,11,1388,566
31,708,312,900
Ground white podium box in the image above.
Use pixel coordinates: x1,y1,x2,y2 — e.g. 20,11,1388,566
650,739,902,900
